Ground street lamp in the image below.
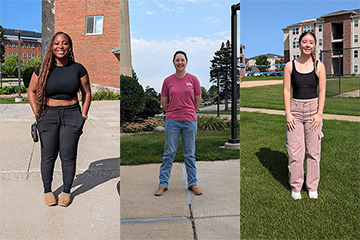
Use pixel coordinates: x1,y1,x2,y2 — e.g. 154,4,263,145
14,30,23,102
226,3,240,147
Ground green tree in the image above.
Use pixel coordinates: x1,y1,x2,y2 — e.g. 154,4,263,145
25,57,41,68
209,40,240,111
246,67,252,72
2,55,26,76
138,86,161,118
0,25,5,64
120,75,145,124
255,55,271,73
208,85,217,99
275,58,285,72
201,86,209,101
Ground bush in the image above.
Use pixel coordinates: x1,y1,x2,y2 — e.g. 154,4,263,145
120,75,145,124
0,85,27,95
22,66,37,88
121,117,164,133
91,91,120,100
197,116,229,131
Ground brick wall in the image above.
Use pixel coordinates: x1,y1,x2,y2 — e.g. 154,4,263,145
323,13,352,75
3,39,42,60
54,0,120,88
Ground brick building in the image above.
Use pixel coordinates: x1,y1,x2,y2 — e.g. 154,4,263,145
282,9,360,76
2,29,42,60
42,0,120,89
240,44,245,77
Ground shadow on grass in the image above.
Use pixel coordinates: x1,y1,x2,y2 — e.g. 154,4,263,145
255,147,290,190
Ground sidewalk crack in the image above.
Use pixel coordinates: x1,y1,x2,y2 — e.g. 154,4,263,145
26,142,35,180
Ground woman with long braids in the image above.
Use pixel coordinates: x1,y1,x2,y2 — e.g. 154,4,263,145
28,32,91,207
283,31,326,200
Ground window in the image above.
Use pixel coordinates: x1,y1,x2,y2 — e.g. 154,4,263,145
319,39,323,47
24,43,26,48
32,53,35,58
23,53,27,58
1,41,3,45
304,25,314,33
86,16,103,34
292,27,299,35
28,53,31,58
8,42,11,47
355,35,359,43
355,50,359,58
12,42,16,47
292,41,299,49
38,44,41,49
12,52,15,55
318,24,323,32
293,55,300,60
28,43,30,48
32,44,35,49
8,52,11,56
355,65,358,73
38,54,41,58
355,19,359,27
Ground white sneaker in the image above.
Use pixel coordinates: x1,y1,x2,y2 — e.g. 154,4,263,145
291,191,301,200
309,191,318,199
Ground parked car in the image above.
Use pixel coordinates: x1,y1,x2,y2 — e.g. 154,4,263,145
220,100,225,104
204,101,212,106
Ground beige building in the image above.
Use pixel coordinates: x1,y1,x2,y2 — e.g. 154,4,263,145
283,9,360,75
120,0,132,77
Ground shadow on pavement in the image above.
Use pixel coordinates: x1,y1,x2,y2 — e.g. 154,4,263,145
255,147,290,190
54,157,120,199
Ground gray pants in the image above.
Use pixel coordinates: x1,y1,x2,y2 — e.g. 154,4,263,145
286,98,323,192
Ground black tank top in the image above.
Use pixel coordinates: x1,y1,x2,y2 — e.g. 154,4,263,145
291,60,318,99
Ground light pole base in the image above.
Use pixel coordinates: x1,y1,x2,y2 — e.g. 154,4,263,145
15,97,24,103
225,142,240,149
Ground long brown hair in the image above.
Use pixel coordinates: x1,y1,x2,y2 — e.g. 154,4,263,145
35,32,75,116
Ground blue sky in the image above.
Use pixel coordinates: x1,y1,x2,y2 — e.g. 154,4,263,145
1,0,359,92
0,0,41,32
241,0,360,58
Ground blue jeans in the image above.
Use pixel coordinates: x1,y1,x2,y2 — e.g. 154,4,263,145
159,119,198,188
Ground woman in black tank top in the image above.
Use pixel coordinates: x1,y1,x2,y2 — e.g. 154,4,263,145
283,32,326,200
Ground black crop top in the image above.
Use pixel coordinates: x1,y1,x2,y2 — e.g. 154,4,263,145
291,60,318,99
34,61,87,100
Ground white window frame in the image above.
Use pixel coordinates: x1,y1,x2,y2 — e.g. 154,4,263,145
319,39,323,47
86,16,103,35
355,35,359,43
354,65,358,73
355,50,358,58
355,19,359,28
318,24,323,32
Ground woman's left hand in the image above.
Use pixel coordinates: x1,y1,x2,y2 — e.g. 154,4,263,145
311,113,322,130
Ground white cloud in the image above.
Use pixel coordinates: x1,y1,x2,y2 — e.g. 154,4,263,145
211,3,221,8
145,10,156,15
201,16,222,24
131,36,232,93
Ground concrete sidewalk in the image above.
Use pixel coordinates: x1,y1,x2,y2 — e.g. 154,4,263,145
120,160,240,240
0,101,120,239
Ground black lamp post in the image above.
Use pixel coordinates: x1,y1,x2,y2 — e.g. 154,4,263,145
228,3,240,144
14,30,23,102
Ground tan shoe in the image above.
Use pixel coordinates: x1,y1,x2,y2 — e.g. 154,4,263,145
44,192,57,206
154,187,168,196
188,185,203,195
58,192,71,207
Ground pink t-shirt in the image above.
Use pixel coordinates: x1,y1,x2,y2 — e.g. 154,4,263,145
161,73,201,121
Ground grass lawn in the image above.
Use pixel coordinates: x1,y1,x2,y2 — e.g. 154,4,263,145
240,77,360,116
241,76,284,81
240,111,359,239
0,97,29,104
120,130,239,165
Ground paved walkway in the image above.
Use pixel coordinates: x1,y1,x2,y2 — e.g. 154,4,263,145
0,101,120,239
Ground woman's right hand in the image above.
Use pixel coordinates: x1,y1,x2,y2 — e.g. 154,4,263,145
286,113,296,131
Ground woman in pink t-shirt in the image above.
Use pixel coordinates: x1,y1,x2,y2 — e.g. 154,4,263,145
154,51,202,196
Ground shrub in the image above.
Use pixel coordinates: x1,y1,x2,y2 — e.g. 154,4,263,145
22,66,37,88
121,117,164,133
120,75,145,124
0,85,27,95
91,91,120,100
122,122,144,133
138,86,161,118
197,116,228,131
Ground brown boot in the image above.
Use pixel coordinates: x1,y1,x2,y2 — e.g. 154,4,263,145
154,187,168,196
58,192,71,207
188,185,203,195
44,192,57,206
